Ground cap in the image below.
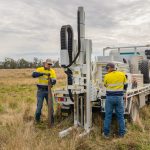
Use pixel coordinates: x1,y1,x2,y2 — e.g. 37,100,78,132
45,59,52,65
106,63,115,69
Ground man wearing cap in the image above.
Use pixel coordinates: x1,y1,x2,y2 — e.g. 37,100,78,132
32,59,56,123
103,63,127,138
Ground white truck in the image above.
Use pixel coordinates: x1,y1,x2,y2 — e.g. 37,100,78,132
54,7,150,137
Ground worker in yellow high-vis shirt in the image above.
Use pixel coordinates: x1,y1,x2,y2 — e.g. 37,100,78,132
32,59,56,123
103,63,128,139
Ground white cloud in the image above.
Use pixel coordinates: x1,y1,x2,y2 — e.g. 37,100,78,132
0,0,150,60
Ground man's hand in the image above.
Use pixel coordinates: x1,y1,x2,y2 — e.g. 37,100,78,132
50,79,56,85
123,91,127,100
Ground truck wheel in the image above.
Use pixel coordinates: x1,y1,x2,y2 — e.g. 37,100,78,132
139,60,150,83
130,96,139,122
146,94,150,105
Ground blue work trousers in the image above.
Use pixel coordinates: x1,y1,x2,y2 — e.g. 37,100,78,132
35,89,54,123
103,96,126,136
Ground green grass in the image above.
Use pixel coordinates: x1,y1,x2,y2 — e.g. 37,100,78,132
0,69,150,150
0,104,5,113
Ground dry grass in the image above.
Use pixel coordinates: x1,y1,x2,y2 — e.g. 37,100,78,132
0,69,66,86
0,69,150,150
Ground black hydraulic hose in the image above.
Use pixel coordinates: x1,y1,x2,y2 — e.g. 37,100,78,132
60,10,81,68
61,26,74,102
60,25,73,64
68,89,74,102
65,68,74,102
60,10,81,102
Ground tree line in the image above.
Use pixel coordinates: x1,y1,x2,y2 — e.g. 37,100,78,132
0,57,60,69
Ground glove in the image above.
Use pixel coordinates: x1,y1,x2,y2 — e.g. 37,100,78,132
123,90,127,94
50,79,56,85
32,72,44,78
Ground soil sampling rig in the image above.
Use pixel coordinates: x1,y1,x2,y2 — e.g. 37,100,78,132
54,6,150,137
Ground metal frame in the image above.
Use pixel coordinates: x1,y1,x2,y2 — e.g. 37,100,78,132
103,45,150,56
58,7,93,138
101,84,150,115
125,85,150,113
56,6,150,138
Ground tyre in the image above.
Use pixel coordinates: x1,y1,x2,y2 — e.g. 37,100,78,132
130,96,139,122
139,60,150,83
146,94,150,105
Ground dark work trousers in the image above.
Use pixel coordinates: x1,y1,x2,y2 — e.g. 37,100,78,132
103,96,126,136
35,88,54,123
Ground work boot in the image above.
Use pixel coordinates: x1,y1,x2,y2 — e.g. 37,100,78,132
102,133,109,139
34,119,40,124
51,115,54,124
35,113,41,123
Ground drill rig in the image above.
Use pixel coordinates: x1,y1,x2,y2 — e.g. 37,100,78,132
55,7,95,137
55,6,150,137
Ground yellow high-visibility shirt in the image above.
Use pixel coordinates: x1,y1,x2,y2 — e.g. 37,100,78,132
36,67,56,86
104,71,127,91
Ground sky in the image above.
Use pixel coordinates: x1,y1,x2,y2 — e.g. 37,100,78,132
0,0,150,61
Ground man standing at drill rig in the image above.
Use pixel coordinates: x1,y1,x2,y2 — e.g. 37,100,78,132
32,59,56,123
103,63,127,138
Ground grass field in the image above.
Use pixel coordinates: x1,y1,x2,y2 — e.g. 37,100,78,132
0,69,150,150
